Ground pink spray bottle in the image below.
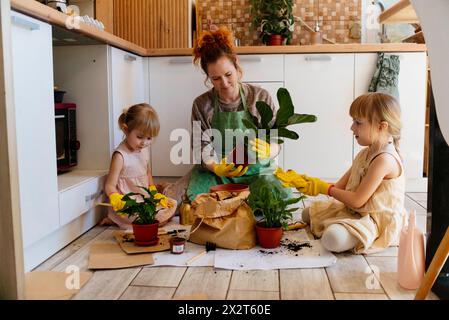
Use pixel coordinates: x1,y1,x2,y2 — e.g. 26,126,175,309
397,209,426,290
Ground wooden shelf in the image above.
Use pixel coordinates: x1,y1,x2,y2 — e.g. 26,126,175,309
379,0,419,24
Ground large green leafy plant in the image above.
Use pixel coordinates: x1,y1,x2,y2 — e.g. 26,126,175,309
251,0,295,45
248,177,305,228
243,87,317,144
117,186,169,225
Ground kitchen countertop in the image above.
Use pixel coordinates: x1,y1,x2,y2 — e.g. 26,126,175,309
12,0,427,57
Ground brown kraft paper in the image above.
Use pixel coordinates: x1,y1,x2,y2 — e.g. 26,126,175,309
114,231,171,254
25,271,92,300
88,242,154,269
188,191,256,249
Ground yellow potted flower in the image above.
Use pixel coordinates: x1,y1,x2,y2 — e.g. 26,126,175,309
113,185,169,246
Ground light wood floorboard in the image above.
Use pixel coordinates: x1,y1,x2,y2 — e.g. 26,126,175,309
280,268,334,300
229,270,279,292
30,192,438,300
173,267,232,300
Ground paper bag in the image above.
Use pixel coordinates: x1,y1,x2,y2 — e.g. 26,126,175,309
88,242,154,269
114,231,171,254
188,190,256,249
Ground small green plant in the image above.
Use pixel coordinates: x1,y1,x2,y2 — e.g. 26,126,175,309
243,87,317,144
248,177,305,228
250,0,295,45
117,186,169,225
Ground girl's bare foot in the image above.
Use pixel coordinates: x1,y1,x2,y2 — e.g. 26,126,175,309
99,217,115,226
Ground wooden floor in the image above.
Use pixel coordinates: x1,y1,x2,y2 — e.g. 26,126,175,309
34,192,438,300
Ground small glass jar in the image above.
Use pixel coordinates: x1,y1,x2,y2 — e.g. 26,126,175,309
170,237,186,254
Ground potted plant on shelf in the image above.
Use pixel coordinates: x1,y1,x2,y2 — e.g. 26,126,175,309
248,176,305,248
250,0,295,45
114,185,170,246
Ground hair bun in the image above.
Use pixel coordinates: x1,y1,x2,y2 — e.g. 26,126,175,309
194,26,234,60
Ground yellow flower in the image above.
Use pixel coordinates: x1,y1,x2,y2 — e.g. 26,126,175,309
149,185,158,193
154,193,169,208
109,193,126,211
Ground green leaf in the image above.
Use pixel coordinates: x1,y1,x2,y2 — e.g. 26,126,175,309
277,127,299,140
242,118,258,131
256,101,274,129
287,113,317,125
275,88,294,127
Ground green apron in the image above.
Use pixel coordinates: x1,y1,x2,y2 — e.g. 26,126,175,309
186,85,282,202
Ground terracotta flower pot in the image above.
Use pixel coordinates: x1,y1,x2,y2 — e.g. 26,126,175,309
132,220,159,246
267,35,284,46
255,222,283,248
210,183,249,193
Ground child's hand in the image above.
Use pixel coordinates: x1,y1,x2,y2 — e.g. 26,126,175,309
213,158,248,178
109,193,126,211
299,175,332,196
274,167,308,189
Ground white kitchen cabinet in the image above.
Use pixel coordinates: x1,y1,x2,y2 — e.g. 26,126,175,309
59,172,106,226
53,45,111,171
284,54,355,180
149,56,206,176
109,47,146,149
354,52,427,190
11,11,60,249
239,54,284,82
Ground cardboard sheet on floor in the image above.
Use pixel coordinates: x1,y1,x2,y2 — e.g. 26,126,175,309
147,241,215,267
214,230,337,270
25,271,92,300
114,231,171,254
88,242,154,269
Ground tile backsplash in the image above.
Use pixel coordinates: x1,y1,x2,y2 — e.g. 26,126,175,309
197,0,361,45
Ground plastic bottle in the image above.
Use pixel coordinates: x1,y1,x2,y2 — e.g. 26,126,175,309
310,21,322,45
397,209,426,289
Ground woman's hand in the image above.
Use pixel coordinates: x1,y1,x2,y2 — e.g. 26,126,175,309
213,158,248,177
250,138,270,159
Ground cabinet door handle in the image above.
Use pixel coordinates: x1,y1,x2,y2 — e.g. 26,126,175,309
238,56,263,63
85,190,103,202
304,55,332,62
124,54,137,62
11,16,40,31
168,57,192,64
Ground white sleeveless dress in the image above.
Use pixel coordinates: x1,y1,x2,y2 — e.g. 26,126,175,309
308,143,407,254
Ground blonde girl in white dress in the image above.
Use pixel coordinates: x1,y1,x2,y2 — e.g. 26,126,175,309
276,92,407,254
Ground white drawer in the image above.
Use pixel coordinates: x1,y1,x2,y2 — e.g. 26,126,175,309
59,176,105,226
239,54,284,82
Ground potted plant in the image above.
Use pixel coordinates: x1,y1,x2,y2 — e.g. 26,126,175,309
250,0,295,45
243,87,317,145
114,185,170,246
248,176,305,248
227,88,316,168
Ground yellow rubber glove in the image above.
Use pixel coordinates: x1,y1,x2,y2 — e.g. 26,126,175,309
249,138,270,159
213,158,249,178
274,167,308,189
299,175,332,196
109,192,126,212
